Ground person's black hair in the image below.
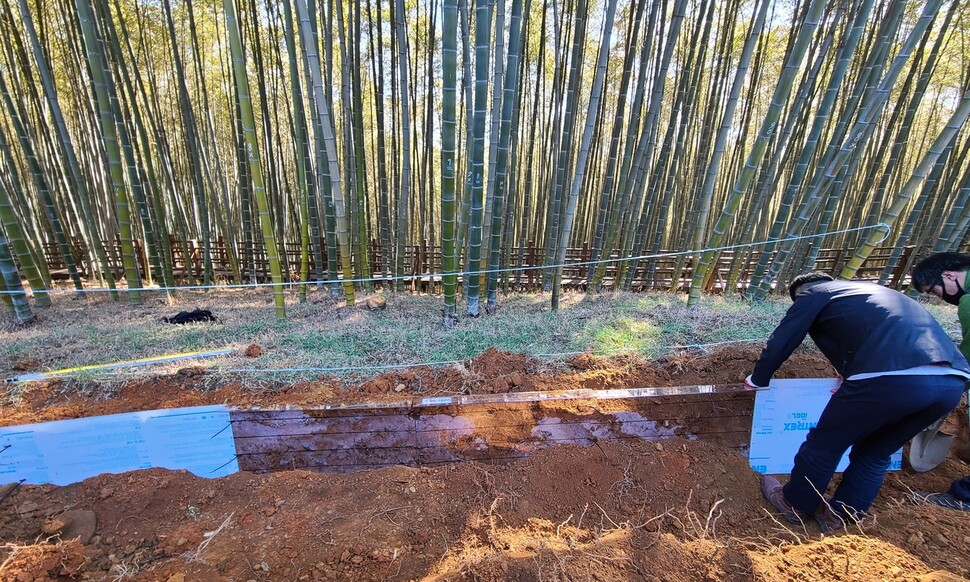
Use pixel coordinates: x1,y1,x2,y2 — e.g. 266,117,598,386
911,252,970,292
788,271,834,301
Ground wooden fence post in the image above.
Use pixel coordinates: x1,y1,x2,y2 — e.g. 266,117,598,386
527,241,537,290
890,245,916,288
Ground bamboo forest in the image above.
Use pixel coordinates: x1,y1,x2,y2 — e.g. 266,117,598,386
1,0,969,324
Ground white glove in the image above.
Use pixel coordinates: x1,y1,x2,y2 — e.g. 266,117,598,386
744,375,764,389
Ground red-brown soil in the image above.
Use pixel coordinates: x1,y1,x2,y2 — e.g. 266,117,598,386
1,345,969,581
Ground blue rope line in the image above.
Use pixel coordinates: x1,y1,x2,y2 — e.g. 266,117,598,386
0,223,890,295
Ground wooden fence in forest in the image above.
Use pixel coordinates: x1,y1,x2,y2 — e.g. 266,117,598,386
40,237,917,293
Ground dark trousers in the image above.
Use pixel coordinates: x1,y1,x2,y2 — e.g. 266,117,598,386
783,374,966,517
950,476,970,500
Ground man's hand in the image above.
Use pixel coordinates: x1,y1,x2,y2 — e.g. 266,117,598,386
744,375,763,389
831,373,843,394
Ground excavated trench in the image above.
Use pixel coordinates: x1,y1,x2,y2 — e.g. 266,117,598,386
231,385,754,474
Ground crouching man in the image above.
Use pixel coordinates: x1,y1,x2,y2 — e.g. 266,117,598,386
746,272,970,531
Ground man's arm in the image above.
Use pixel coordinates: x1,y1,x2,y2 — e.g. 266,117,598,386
750,296,824,386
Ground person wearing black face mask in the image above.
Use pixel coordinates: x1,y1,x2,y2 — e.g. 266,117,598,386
942,279,967,305
911,252,970,512
912,252,970,357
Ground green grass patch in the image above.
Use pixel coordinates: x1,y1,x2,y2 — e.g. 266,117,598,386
577,317,659,355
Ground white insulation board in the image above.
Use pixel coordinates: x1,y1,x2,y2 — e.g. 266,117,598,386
0,405,239,485
749,378,902,475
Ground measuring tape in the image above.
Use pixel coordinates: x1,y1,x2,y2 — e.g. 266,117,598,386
306,383,757,412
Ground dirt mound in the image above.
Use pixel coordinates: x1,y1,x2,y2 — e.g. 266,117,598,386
1,346,969,581
748,535,966,581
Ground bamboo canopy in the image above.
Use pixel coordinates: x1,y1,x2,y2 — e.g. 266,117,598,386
0,0,968,321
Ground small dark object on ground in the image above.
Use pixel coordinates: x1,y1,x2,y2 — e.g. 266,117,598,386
163,309,216,324
12,358,40,371
244,343,263,357
175,366,206,377
44,509,98,545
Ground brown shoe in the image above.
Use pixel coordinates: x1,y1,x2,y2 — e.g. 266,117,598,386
760,475,801,524
814,503,847,533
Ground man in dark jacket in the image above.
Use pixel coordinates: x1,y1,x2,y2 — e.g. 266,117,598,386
748,272,970,531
